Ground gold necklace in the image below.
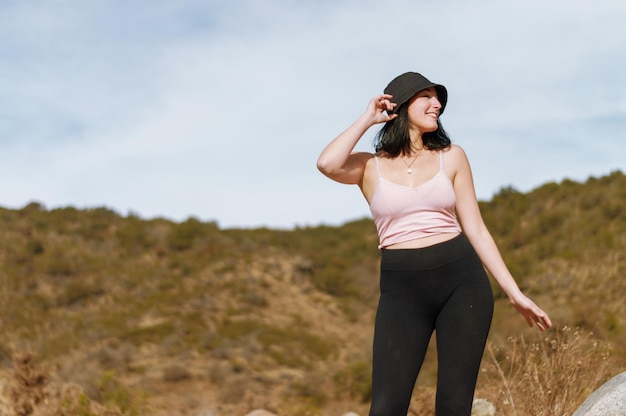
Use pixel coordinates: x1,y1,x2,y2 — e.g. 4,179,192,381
400,150,423,174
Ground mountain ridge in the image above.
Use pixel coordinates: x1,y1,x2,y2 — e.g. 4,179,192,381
0,170,625,415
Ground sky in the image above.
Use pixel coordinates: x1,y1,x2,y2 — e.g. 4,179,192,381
1,0,625,229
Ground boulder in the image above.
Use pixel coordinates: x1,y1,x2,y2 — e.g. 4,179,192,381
472,398,496,416
573,371,626,416
243,410,278,416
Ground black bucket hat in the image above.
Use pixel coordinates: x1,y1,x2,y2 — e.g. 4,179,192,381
383,72,448,115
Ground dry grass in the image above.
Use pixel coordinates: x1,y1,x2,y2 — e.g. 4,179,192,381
0,351,144,416
3,326,619,415
478,326,617,416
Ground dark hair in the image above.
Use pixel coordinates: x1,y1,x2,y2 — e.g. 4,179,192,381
374,103,451,157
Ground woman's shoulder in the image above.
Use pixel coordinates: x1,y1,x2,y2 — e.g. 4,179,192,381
444,143,466,154
442,144,471,173
443,144,469,160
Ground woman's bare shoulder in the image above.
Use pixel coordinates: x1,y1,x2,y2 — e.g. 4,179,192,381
442,145,472,178
445,143,466,154
444,144,470,162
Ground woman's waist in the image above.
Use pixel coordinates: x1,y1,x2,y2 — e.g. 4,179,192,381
385,232,460,249
380,233,476,270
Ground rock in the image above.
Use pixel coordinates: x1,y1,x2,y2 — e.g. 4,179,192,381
244,410,278,416
573,371,626,416
471,398,496,416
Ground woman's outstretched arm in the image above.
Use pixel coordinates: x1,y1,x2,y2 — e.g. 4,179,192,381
450,144,553,331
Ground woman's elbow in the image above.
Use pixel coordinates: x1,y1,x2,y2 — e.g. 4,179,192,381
316,156,326,172
316,155,335,176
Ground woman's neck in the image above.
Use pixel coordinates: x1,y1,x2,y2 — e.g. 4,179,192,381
409,136,425,154
409,128,424,148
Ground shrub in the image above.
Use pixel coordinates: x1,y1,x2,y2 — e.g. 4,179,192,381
5,351,132,416
166,217,206,251
480,326,616,416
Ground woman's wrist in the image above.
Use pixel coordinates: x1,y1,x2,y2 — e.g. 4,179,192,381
355,112,379,129
506,288,525,304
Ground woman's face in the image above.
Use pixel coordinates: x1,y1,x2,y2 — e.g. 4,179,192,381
406,87,442,135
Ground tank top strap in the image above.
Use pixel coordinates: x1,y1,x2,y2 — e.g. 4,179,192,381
374,156,382,177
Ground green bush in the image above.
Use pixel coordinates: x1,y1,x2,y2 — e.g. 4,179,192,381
166,217,206,251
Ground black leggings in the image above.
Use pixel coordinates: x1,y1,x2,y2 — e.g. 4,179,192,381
369,234,493,416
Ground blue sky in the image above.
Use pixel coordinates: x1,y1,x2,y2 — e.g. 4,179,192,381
1,0,625,229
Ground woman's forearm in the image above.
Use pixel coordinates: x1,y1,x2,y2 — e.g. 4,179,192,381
465,227,523,300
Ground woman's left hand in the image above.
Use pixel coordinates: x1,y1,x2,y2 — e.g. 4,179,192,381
509,293,553,331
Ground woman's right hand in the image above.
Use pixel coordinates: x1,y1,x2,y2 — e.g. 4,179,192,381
365,94,398,125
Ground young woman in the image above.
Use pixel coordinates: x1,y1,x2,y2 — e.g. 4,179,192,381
317,72,552,415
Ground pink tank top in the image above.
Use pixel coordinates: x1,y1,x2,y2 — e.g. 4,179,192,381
369,152,461,248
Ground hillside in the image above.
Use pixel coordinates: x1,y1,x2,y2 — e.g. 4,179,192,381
0,171,625,415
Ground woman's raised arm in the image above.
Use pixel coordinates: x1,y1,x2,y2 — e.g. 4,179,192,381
317,95,396,184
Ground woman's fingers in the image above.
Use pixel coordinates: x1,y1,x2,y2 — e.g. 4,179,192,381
514,297,552,331
531,311,552,331
378,94,396,112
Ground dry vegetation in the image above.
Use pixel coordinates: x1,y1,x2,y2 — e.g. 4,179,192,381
479,327,615,416
0,170,625,415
